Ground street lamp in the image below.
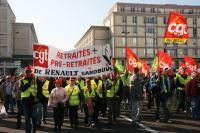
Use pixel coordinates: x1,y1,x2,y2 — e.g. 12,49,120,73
122,23,130,66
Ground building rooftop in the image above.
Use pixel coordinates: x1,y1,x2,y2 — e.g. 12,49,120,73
74,26,109,48
13,22,38,43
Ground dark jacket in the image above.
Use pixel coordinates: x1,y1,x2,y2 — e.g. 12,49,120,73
130,74,143,101
36,78,53,103
186,77,200,97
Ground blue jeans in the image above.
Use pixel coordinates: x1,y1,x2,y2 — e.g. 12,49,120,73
5,95,14,112
131,101,141,122
22,100,38,133
34,103,43,125
42,102,48,122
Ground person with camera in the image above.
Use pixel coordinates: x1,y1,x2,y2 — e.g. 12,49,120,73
20,66,38,133
48,78,68,131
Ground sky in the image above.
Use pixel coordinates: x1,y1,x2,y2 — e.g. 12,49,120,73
7,0,200,51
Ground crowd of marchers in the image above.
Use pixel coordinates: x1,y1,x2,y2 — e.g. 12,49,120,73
0,66,200,133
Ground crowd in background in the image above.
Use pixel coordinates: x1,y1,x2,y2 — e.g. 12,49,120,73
0,66,200,133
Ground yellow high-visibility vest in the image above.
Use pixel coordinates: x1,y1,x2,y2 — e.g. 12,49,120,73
176,74,191,90
106,79,120,98
83,86,95,99
65,85,80,106
91,79,103,98
21,79,37,99
42,80,50,98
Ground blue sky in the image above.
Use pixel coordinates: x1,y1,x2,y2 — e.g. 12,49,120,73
7,0,200,50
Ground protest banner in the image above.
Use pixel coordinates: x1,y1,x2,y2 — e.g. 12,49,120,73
33,44,113,77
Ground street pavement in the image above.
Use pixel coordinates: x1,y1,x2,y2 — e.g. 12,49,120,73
0,102,200,133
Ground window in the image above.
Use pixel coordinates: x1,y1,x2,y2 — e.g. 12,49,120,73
132,16,137,23
188,9,194,14
122,16,127,23
133,26,137,33
146,27,155,34
193,18,197,25
145,16,156,24
193,39,197,45
193,49,197,56
183,48,187,55
193,28,197,37
122,26,126,33
167,50,175,57
151,8,155,13
132,48,137,54
133,38,137,46
180,9,184,14
146,48,154,57
121,6,125,12
163,16,168,24
141,8,145,12
146,38,154,47
131,7,135,12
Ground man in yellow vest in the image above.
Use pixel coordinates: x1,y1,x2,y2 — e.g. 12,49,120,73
175,67,191,113
76,76,85,112
106,73,120,125
20,66,38,133
65,77,81,128
91,76,103,124
36,76,52,126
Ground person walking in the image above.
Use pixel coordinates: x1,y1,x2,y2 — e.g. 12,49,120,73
20,66,38,133
36,76,52,127
65,77,81,128
186,70,200,119
175,66,191,113
130,68,143,127
48,78,68,131
83,78,95,127
13,73,24,129
1,75,14,114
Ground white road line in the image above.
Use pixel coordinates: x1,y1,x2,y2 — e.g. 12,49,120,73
121,115,159,133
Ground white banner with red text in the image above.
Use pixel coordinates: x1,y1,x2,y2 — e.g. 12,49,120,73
33,44,113,77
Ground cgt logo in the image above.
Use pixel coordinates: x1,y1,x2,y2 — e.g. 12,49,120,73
128,57,137,68
185,62,197,72
33,45,48,68
168,23,187,36
159,61,169,69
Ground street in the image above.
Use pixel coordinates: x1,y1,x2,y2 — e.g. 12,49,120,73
1,102,200,133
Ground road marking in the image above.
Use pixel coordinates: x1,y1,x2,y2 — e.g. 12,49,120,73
121,115,159,133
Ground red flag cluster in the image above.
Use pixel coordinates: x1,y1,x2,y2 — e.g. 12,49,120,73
126,47,150,75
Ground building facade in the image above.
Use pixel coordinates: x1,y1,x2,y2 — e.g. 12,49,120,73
75,26,109,49
0,0,38,75
76,2,200,67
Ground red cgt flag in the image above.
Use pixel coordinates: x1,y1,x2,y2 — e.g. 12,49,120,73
164,12,189,43
157,50,172,72
126,47,139,72
184,56,197,74
141,60,150,76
